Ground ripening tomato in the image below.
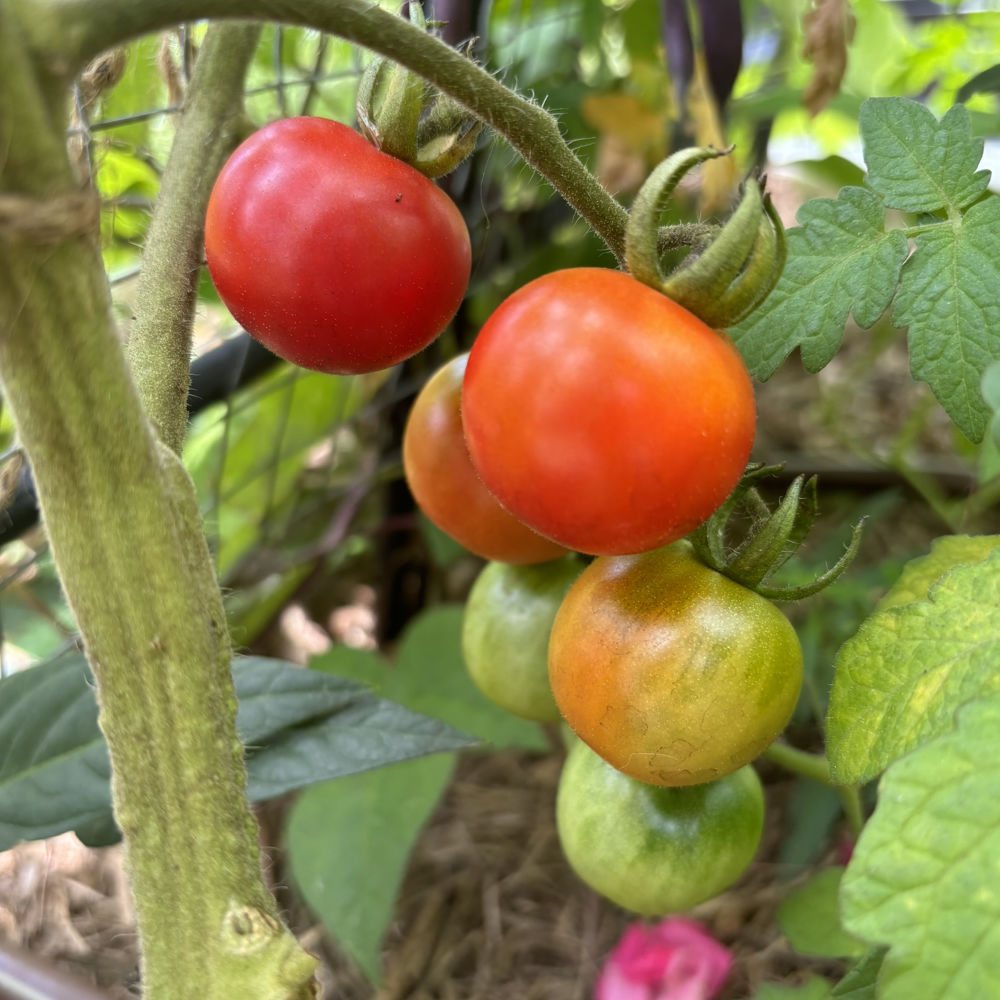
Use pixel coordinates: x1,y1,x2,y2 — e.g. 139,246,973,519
403,354,566,564
549,541,803,787
557,739,764,915
461,268,756,556
204,117,471,375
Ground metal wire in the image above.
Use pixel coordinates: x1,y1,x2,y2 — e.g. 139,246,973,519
0,27,373,665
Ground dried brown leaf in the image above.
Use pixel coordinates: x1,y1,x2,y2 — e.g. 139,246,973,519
802,0,857,116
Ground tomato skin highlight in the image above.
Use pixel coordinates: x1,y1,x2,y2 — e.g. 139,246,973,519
549,541,803,787
557,739,764,915
462,268,756,556
204,117,471,375
403,354,566,564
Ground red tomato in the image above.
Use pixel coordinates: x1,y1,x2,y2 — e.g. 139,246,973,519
204,117,471,375
403,354,566,564
462,268,756,555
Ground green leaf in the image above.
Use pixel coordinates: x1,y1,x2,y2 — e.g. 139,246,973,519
286,754,455,983
0,653,473,848
832,949,887,999
751,978,833,999
728,187,908,379
828,546,1000,783
309,645,387,690
0,653,112,851
860,99,990,213
778,779,844,871
893,196,1000,442
876,534,1000,611
982,360,1000,454
777,868,867,959
183,367,367,577
244,687,471,801
312,607,547,750
841,695,1000,1000
982,360,1000,411
235,655,396,746
234,655,475,800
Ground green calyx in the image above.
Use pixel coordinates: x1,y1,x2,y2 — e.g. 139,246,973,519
689,464,864,600
625,147,786,328
355,6,481,178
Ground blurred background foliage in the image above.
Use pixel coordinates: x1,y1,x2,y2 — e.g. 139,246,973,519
3,0,1000,676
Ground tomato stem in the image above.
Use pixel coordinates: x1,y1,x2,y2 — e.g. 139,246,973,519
126,23,260,456
761,740,833,785
0,16,317,999
837,784,866,838
17,0,635,263
761,742,866,835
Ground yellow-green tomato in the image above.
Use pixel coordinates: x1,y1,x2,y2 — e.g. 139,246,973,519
462,556,582,722
557,739,764,915
549,540,803,786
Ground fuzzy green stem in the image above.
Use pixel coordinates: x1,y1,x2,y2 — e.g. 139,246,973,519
762,742,866,836
126,22,261,455
15,0,631,262
762,741,834,785
838,784,866,838
0,14,314,1000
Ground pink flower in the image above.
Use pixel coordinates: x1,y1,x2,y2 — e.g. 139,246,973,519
595,918,732,1000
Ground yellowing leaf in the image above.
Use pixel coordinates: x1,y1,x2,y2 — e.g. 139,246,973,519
686,50,738,214
877,535,1000,611
580,92,666,158
827,546,1000,784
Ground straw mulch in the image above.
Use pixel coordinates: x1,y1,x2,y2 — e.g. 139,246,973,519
0,747,846,999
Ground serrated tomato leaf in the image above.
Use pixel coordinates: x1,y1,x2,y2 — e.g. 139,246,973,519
841,695,1000,1000
827,546,1000,784
728,187,907,379
893,196,1000,442
860,99,990,213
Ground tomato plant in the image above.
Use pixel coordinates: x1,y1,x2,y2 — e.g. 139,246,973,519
403,354,566,564
461,268,756,556
461,556,581,722
557,738,764,915
204,117,471,375
549,541,803,786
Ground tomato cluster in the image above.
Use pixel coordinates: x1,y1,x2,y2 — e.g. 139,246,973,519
395,265,803,915
212,121,800,916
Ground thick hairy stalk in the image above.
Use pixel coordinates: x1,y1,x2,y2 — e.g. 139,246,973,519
0,14,315,999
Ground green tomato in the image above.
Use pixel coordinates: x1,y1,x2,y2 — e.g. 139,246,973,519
462,556,582,722
557,739,765,915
